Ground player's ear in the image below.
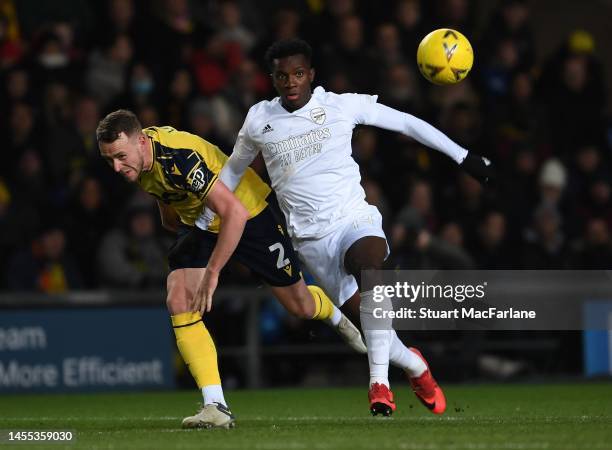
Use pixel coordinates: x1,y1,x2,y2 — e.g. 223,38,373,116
309,67,315,82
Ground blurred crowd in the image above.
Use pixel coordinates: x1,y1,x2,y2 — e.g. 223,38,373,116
0,0,610,293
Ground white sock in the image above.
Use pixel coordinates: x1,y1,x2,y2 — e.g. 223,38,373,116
360,290,392,387
325,305,342,326
202,385,227,407
389,330,427,377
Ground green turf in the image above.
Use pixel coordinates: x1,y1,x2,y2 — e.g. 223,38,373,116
1,383,611,449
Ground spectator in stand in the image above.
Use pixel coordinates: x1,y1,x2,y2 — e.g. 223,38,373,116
393,0,428,62
479,0,535,72
430,0,476,38
29,29,77,91
575,176,612,231
86,33,133,107
64,176,111,288
371,22,407,83
378,63,424,116
303,0,357,50
521,204,568,269
388,211,474,270
192,32,243,97
486,71,550,162
11,148,49,213
0,0,24,69
93,0,147,58
320,15,375,92
352,128,385,183
444,167,496,232
5,223,83,292
539,30,607,157
112,61,157,112
187,99,232,152
251,7,301,64
570,218,612,269
216,0,256,53
0,179,34,287
395,179,438,234
499,147,538,242
136,103,160,128
1,67,31,118
96,197,171,289
469,210,513,269
46,95,104,192
211,58,269,141
164,67,196,129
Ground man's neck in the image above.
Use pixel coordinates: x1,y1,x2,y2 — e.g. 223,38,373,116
143,134,154,172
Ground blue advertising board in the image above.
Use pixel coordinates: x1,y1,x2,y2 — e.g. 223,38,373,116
583,301,612,376
0,307,174,392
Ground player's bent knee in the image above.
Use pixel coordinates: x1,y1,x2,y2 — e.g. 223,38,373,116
166,269,191,314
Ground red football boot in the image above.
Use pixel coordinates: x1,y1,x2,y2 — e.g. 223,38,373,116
408,347,446,414
368,382,397,417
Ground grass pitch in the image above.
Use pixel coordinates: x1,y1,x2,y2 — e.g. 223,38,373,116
1,383,611,449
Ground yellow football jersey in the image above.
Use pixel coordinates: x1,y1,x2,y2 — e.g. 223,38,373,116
138,126,270,232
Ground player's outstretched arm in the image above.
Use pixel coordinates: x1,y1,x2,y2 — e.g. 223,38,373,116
358,101,495,184
191,181,250,313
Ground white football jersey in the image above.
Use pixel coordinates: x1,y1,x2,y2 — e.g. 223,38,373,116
235,86,376,239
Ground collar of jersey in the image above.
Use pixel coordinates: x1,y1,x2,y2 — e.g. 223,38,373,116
276,86,325,114
139,135,157,180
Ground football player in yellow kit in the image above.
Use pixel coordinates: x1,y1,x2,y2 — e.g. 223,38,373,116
97,109,365,429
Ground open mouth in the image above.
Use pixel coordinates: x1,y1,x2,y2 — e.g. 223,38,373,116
286,93,299,101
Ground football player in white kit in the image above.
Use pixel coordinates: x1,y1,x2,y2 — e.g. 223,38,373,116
198,39,494,416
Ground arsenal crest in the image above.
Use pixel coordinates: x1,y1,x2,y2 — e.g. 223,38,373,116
309,107,326,125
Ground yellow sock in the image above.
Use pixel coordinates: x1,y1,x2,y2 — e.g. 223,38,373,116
171,311,220,388
308,285,335,320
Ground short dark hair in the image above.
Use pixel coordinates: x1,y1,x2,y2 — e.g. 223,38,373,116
96,109,142,144
264,38,313,71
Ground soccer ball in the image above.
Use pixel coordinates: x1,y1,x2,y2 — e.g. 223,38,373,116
417,29,474,85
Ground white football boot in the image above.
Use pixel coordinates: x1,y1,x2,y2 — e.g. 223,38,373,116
335,314,367,354
181,403,236,429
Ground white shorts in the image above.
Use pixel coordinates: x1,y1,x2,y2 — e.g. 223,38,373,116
292,204,389,306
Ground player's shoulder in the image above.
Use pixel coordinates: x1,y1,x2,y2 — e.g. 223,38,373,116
246,98,278,120
318,87,378,107
145,126,212,149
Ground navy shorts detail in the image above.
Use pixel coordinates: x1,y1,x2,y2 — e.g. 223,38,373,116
167,207,301,287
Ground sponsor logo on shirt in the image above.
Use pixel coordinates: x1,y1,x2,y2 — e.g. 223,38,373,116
264,128,331,157
262,124,274,134
190,167,208,192
264,127,332,169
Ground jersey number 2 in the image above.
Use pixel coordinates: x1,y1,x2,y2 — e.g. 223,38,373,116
268,242,290,269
